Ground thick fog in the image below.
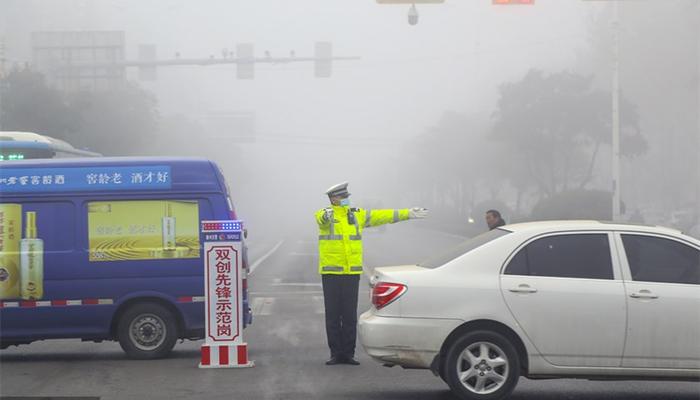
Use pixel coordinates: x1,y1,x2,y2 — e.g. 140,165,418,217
1,0,698,238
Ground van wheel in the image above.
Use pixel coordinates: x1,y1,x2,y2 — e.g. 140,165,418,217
117,303,178,359
444,330,520,400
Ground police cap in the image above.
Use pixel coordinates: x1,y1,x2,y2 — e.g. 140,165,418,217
325,181,350,198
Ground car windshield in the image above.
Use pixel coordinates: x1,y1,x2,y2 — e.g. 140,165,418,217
418,228,511,268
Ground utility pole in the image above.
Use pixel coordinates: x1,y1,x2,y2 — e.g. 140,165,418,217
612,1,621,221
582,0,623,221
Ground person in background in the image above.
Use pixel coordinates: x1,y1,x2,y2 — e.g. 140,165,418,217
485,209,506,230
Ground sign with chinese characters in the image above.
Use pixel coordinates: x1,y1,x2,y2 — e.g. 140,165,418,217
0,166,171,193
204,242,242,343
199,220,252,368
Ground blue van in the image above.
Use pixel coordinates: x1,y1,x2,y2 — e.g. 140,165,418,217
0,157,251,359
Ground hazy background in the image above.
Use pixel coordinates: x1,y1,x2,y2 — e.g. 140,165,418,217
1,0,698,238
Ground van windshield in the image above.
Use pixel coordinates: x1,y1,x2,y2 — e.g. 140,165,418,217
418,228,511,268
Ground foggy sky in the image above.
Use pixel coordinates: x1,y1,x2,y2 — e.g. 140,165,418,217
1,0,596,140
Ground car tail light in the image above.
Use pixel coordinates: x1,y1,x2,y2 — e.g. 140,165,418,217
372,282,407,310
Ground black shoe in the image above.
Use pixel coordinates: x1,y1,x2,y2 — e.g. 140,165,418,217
325,357,341,365
343,357,360,365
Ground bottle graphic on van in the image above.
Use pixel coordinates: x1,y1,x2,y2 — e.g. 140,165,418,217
20,211,43,300
162,202,176,250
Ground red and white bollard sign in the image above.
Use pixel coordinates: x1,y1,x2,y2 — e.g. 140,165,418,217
199,220,254,368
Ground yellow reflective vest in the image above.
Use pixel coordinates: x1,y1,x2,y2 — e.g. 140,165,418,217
315,205,410,275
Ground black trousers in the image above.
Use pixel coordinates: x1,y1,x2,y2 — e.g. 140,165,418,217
321,274,360,359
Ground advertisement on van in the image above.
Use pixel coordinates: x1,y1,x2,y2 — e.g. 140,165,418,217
0,199,203,301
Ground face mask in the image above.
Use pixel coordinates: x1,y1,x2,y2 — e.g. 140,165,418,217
339,198,350,207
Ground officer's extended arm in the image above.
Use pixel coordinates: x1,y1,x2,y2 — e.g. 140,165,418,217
363,207,428,228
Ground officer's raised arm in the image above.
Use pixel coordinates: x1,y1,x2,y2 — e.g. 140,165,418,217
361,207,429,229
315,207,333,226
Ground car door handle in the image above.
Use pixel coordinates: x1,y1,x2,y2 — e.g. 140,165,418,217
509,284,537,294
630,290,659,300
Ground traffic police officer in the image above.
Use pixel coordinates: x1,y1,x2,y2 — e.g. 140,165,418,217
316,182,428,365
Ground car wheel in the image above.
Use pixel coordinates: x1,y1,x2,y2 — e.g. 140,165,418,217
117,302,178,359
439,366,448,383
444,330,520,400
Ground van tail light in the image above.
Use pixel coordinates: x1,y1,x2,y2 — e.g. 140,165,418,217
372,282,407,310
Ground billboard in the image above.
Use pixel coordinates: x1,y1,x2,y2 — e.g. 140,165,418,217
32,31,125,91
88,200,200,262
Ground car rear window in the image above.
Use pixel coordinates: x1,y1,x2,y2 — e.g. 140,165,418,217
622,234,700,285
418,228,511,268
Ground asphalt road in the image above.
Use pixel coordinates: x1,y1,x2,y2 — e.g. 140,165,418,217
1,221,699,400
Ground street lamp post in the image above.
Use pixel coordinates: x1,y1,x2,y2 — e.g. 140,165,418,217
582,0,623,221
612,1,621,221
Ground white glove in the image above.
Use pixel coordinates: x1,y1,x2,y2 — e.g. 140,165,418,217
321,207,333,223
409,207,429,219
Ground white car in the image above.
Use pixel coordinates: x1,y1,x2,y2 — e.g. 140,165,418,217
359,220,700,400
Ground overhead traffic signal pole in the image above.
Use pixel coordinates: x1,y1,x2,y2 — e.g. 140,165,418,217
54,42,359,81
376,0,446,25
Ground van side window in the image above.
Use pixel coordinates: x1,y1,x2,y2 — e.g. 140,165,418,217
504,234,614,280
87,200,201,262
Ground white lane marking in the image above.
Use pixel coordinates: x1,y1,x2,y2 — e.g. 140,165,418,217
251,297,264,314
272,283,322,287
249,290,370,296
249,240,284,275
250,290,324,296
312,296,325,314
251,297,275,316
